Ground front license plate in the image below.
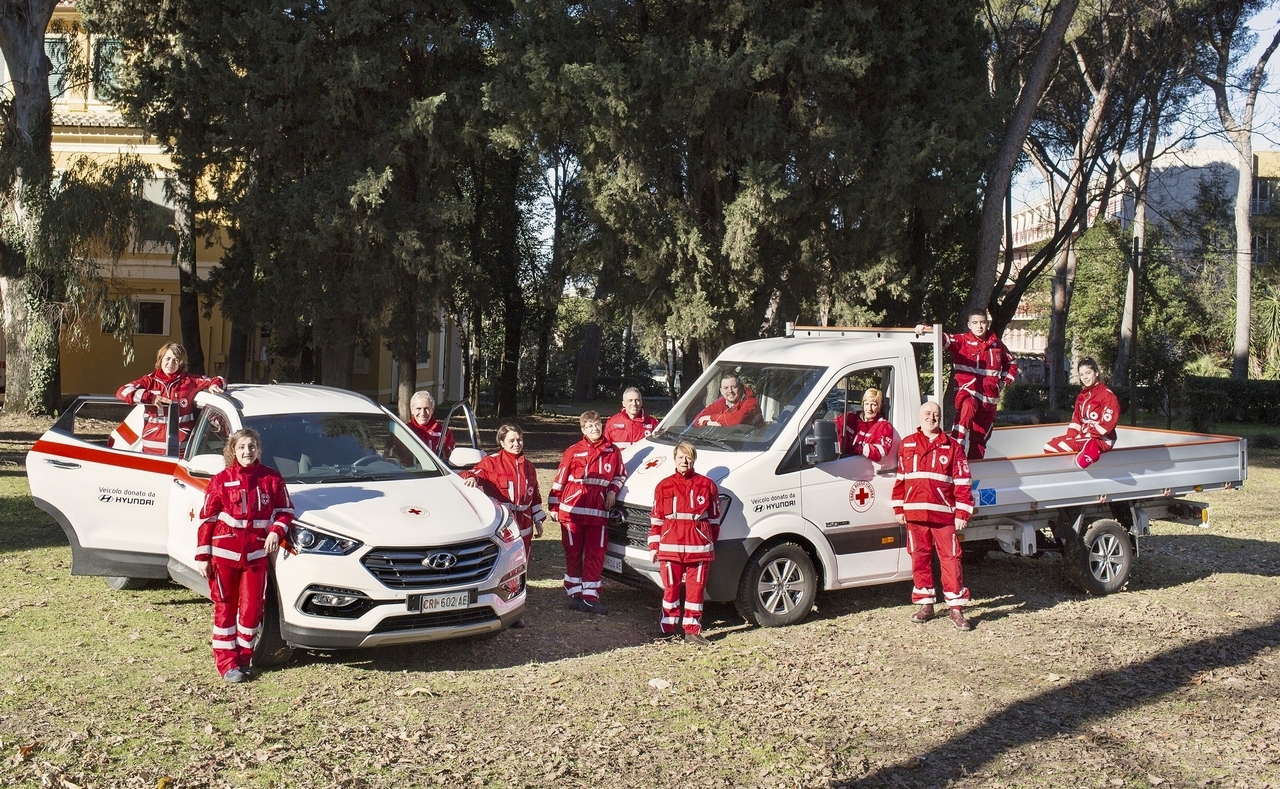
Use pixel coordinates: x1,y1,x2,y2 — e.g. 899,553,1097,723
603,554,623,574
407,590,473,613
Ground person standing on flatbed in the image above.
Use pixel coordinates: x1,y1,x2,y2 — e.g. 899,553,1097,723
916,311,1017,460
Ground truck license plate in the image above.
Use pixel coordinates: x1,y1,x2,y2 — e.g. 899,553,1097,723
407,590,472,613
603,554,623,574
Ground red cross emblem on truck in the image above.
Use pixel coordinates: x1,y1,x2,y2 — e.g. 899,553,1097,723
849,481,874,513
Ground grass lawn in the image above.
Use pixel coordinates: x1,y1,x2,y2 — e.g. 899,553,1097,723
1,417,1279,788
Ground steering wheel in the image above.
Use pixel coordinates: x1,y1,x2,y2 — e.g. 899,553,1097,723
351,453,384,468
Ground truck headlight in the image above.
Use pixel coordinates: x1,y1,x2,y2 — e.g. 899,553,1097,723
290,522,362,556
494,509,521,544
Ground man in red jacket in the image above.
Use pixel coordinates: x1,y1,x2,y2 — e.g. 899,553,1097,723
892,401,975,631
604,387,659,448
548,411,627,614
648,441,721,646
407,391,456,459
694,374,763,427
1043,357,1120,468
917,310,1018,459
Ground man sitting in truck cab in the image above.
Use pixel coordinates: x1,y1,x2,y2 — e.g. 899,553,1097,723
694,373,763,427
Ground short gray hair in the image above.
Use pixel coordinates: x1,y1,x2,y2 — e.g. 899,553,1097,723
622,387,642,401
410,391,435,410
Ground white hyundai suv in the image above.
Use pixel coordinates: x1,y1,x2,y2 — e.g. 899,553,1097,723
27,384,526,665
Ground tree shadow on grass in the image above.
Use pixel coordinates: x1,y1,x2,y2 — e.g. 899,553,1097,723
836,614,1280,787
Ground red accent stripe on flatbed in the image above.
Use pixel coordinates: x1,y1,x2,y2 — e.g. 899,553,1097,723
32,439,178,475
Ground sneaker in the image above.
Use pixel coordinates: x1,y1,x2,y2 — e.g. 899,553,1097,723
911,604,935,624
683,632,712,647
652,627,679,641
579,598,607,615
510,618,528,629
565,595,584,612
948,608,973,631
223,669,246,684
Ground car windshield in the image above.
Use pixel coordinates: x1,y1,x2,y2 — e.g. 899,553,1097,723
245,413,446,484
650,362,827,452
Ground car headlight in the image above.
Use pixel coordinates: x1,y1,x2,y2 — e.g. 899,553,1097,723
290,522,362,556
494,508,521,544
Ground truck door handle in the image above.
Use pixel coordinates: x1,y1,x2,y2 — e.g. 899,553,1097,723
43,458,81,469
173,478,187,490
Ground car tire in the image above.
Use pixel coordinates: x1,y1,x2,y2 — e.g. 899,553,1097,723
251,582,294,669
104,576,150,591
735,542,818,628
1064,519,1132,595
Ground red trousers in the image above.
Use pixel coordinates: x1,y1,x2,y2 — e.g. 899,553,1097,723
953,394,997,460
561,518,606,601
660,560,709,635
906,521,970,608
208,562,268,676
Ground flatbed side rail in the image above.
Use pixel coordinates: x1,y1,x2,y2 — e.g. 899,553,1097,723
790,325,944,403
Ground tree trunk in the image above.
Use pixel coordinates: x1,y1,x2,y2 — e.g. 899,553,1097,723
0,0,60,414
171,165,205,374
227,324,248,383
1115,115,1161,389
396,355,416,422
573,319,602,401
1230,130,1253,380
966,0,1080,316
494,153,523,419
1046,244,1076,410
318,334,355,389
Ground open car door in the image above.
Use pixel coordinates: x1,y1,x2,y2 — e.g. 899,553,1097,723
27,397,177,581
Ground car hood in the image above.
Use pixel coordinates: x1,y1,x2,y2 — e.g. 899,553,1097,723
288,475,500,546
617,441,758,507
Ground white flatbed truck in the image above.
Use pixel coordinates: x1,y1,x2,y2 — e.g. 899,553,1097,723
605,326,1247,626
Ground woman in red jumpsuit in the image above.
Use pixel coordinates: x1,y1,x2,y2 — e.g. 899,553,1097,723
116,342,225,455
194,428,294,682
461,424,545,560
1044,357,1120,468
648,441,720,646
833,387,895,462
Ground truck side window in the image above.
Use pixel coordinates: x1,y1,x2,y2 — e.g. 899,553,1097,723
818,365,895,463
188,408,230,460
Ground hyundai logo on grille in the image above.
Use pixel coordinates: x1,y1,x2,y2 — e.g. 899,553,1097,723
423,551,457,570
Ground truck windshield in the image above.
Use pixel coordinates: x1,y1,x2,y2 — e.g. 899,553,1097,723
650,362,827,452
244,413,446,484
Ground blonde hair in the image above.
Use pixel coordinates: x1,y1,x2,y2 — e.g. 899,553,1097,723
224,428,262,467
155,342,188,372
861,388,883,408
674,441,697,463
580,411,602,428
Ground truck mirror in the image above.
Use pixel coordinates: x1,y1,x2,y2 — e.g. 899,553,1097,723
806,420,838,464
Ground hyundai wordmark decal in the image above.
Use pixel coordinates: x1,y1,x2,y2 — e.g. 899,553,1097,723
97,486,156,506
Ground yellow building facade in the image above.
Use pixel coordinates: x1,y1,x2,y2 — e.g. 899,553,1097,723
8,4,465,407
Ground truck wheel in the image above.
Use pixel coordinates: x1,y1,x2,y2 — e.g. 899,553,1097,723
1064,519,1132,595
735,542,817,628
104,576,150,591
251,583,294,669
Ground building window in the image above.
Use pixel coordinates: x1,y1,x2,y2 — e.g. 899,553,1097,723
1253,178,1276,215
101,296,171,337
134,178,176,253
1253,230,1270,266
45,37,68,98
92,37,123,101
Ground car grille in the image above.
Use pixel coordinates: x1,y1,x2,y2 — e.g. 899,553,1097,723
361,539,499,589
369,607,499,634
608,504,651,549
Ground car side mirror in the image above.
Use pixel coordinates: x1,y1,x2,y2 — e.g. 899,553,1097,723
187,453,226,478
449,448,485,468
806,420,838,464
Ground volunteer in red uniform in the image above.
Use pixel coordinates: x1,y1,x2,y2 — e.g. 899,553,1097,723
892,401,975,631
407,391,456,459
917,311,1018,460
461,423,545,560
604,387,659,448
833,387,895,462
693,374,763,427
1044,357,1120,468
548,411,627,614
648,441,720,646
194,428,294,682
116,342,225,455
